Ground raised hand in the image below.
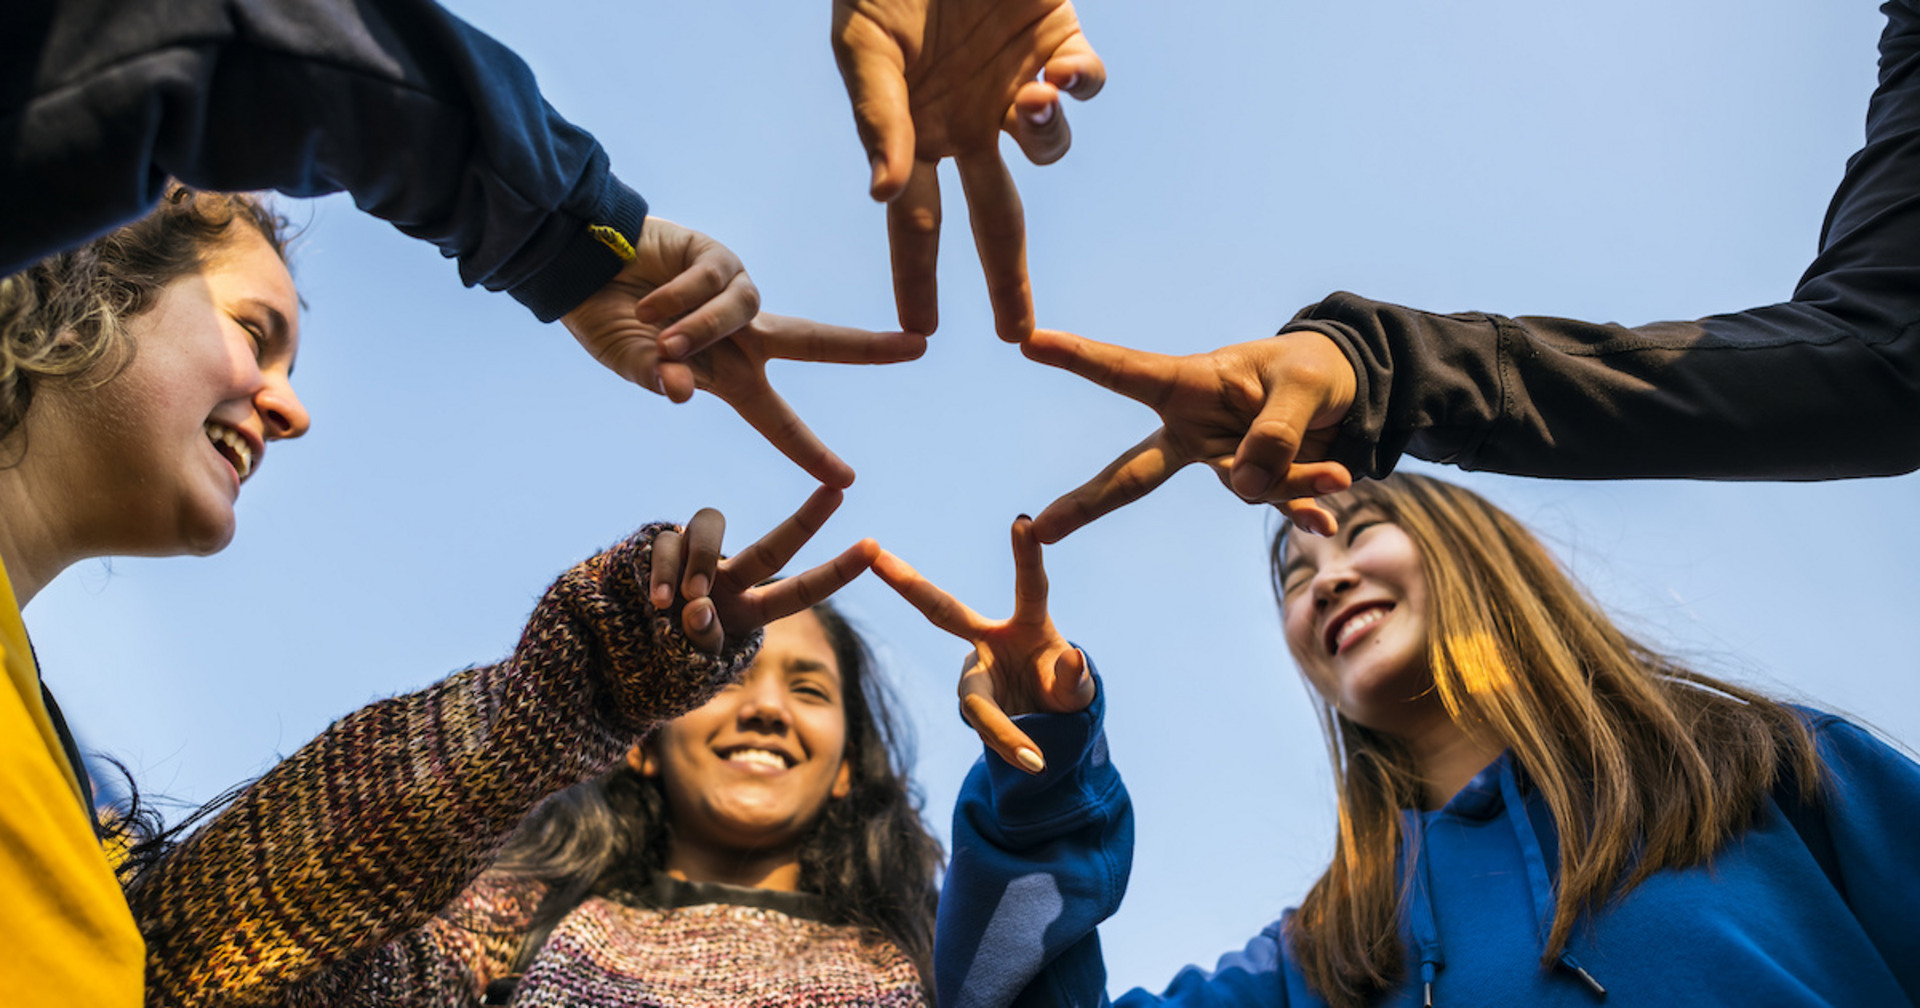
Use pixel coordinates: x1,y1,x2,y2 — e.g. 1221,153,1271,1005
873,516,1093,773
566,229,928,487
1021,328,1362,543
832,0,1105,341
648,486,879,653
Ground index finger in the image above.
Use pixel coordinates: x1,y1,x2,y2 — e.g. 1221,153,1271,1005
655,270,762,363
871,549,988,640
1009,516,1051,625
961,673,1047,774
708,370,855,489
746,537,880,623
719,485,845,587
1030,428,1184,544
1021,328,1185,409
753,314,930,363
954,150,1033,343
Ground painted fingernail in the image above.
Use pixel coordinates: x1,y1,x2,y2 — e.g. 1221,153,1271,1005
1014,747,1046,774
1232,464,1273,500
1024,103,1056,127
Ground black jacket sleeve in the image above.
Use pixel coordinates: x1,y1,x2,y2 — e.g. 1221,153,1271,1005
0,0,645,321
1287,0,1920,482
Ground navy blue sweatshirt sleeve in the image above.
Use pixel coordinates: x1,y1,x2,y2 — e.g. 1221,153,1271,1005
934,673,1289,1008
1283,0,1920,482
0,0,645,321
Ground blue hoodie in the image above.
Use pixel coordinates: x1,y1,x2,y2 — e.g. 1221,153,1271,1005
934,675,1920,1007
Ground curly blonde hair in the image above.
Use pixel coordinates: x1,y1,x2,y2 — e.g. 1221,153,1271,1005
0,187,291,442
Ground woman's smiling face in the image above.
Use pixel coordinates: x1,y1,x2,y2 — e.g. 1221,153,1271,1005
42,226,308,558
641,609,852,865
1278,507,1442,736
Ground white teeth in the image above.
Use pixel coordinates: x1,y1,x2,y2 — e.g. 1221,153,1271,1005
1334,607,1388,651
726,748,789,771
203,423,253,479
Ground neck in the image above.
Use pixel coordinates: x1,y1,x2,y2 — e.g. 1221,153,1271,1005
0,441,84,607
1405,720,1502,810
664,844,804,893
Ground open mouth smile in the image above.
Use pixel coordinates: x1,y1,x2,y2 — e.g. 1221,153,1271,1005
204,421,255,480
1325,602,1392,655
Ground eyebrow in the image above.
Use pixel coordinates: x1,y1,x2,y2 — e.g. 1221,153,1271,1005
1279,553,1312,584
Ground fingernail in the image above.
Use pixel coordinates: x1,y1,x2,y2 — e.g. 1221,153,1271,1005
1232,464,1273,500
1014,747,1046,774
635,303,660,325
687,574,710,598
690,604,714,631
652,585,672,609
1024,103,1056,127
1062,72,1082,92
661,334,687,360
1314,473,1347,495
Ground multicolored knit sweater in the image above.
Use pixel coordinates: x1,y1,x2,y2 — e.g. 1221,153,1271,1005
121,525,759,1008
298,871,928,1006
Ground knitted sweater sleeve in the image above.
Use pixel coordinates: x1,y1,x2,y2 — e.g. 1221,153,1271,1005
123,523,757,1008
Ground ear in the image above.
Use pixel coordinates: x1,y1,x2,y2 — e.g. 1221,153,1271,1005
830,752,852,800
628,738,659,778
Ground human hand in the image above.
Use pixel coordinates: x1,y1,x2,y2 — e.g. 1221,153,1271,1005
563,217,759,400
648,486,879,653
566,224,927,487
832,0,1105,341
1022,328,1361,543
873,516,1093,773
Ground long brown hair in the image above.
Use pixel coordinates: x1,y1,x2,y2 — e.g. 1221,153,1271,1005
0,186,291,444
1271,474,1820,1007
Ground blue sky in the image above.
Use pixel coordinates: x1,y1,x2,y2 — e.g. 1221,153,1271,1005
28,0,1920,993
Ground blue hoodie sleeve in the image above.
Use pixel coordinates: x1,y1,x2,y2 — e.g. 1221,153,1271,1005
1,0,645,322
934,670,1290,1008
1803,717,1920,1003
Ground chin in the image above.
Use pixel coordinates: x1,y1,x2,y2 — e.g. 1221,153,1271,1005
176,508,239,556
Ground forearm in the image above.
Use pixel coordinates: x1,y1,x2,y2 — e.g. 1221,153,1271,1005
125,525,755,1007
936,676,1133,1008
1,0,643,320
1293,0,1920,482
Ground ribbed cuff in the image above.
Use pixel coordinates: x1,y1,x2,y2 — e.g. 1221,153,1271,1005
509,177,648,322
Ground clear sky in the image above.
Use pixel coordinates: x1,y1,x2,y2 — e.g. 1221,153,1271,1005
28,0,1920,995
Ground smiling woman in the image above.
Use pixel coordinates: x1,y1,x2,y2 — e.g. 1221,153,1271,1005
0,187,302,1005
313,601,944,1007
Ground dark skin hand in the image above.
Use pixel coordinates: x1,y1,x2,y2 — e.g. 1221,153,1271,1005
833,0,1104,341
648,486,879,653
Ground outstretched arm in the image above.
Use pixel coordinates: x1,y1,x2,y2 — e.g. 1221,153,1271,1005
832,0,1105,341
124,490,875,1006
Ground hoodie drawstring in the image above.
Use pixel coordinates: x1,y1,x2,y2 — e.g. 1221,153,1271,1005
1405,814,1446,1006
1498,764,1608,999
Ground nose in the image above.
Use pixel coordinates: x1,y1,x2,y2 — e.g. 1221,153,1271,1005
736,678,791,730
257,375,310,440
1311,567,1359,611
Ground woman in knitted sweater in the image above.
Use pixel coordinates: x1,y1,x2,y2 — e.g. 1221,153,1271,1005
319,600,944,1007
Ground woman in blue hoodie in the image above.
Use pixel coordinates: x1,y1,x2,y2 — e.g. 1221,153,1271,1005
879,475,1920,1008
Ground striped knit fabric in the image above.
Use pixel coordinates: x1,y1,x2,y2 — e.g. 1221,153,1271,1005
290,873,928,1006
122,525,760,1008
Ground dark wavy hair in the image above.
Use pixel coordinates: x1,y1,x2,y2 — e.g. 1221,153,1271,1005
491,601,944,993
0,185,292,444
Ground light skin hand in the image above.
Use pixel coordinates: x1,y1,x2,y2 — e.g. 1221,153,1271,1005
832,0,1105,341
647,486,880,653
873,516,1093,773
1021,328,1361,543
567,233,929,486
